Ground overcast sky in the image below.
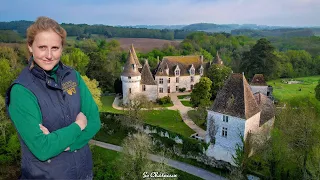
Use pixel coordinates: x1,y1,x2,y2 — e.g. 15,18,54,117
1,0,319,27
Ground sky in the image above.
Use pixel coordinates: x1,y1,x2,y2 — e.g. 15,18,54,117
1,0,319,27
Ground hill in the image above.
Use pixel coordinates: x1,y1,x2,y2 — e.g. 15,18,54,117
108,38,181,53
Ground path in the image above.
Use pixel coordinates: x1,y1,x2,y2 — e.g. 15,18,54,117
112,93,206,139
90,140,227,180
167,93,206,138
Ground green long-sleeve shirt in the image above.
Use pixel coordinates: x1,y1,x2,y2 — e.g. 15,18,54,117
9,68,101,161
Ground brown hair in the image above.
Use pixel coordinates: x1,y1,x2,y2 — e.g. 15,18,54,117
27,16,67,47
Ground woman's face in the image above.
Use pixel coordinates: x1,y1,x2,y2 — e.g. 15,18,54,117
28,30,63,71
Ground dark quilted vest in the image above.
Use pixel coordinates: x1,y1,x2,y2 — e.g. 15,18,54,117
5,61,93,179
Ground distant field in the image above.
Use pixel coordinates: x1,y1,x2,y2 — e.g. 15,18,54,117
267,76,320,112
107,38,182,53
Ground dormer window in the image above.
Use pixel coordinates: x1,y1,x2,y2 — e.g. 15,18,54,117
175,69,180,76
131,64,135,70
199,66,204,76
174,65,180,76
159,68,163,73
189,65,195,75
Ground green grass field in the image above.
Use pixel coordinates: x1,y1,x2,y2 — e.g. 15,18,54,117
267,76,320,112
177,95,191,99
100,96,123,114
142,110,195,137
187,110,206,130
181,100,192,107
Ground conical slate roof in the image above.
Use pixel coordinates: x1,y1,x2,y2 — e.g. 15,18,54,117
140,60,157,85
210,73,261,119
130,44,142,68
213,51,223,65
121,50,141,77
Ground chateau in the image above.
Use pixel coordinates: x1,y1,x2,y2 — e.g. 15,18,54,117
121,45,222,104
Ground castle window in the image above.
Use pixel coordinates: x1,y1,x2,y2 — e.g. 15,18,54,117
176,86,179,92
129,88,132,94
200,68,203,76
223,115,229,123
159,87,163,93
191,76,194,82
222,127,228,137
128,76,131,79
175,69,180,76
159,78,163,84
142,85,146,91
168,78,170,83
190,68,195,75
176,77,179,83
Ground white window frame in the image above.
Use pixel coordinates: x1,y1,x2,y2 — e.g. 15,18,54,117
223,115,229,122
159,78,163,84
142,85,146,91
159,87,163,93
222,127,228,137
175,69,180,76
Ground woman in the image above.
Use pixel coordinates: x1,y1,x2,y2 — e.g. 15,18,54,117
5,16,101,179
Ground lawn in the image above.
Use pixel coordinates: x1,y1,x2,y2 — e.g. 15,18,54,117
142,110,195,137
181,100,192,107
100,95,123,114
187,110,206,130
267,76,320,112
91,146,203,180
177,95,191,99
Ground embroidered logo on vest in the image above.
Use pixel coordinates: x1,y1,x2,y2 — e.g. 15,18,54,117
62,81,77,95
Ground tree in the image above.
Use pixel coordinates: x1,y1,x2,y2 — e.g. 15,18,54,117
118,94,153,128
117,132,175,180
231,133,252,180
315,81,320,101
275,103,320,179
190,77,212,107
240,38,277,79
0,59,16,96
81,75,102,110
206,64,232,99
61,48,89,75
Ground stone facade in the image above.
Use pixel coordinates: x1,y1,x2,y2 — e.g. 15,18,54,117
206,73,275,166
121,45,209,103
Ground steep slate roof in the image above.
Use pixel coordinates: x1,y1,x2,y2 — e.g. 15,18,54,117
121,50,141,77
130,44,142,69
213,51,223,65
251,74,267,86
210,73,261,119
155,55,204,77
140,60,157,85
254,92,275,126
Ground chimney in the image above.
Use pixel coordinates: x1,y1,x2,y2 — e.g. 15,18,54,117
157,56,160,65
200,55,203,64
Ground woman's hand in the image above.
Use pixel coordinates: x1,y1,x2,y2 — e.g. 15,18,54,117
39,124,50,135
75,112,87,131
39,124,70,151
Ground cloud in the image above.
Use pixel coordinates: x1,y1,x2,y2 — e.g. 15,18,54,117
0,0,319,26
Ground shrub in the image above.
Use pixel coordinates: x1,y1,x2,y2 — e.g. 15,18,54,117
156,96,172,105
179,87,186,92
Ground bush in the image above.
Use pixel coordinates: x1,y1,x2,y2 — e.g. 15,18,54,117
156,96,172,105
179,87,186,92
